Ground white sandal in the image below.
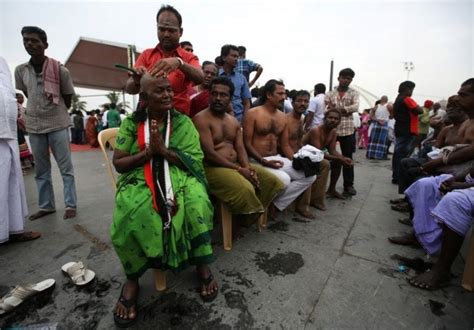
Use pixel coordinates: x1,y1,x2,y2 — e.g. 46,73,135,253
0,279,55,315
61,261,95,286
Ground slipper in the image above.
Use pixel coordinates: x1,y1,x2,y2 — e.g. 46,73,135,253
199,273,218,303
29,210,56,221
61,261,95,286
0,279,55,315
113,285,138,328
0,231,41,246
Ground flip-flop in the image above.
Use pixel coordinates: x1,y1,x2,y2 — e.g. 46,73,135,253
29,210,56,221
0,279,55,315
199,273,218,303
113,285,138,328
61,261,95,286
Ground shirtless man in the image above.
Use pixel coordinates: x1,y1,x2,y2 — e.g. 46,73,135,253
243,79,316,216
285,90,314,218
303,110,353,200
193,77,284,225
420,79,474,175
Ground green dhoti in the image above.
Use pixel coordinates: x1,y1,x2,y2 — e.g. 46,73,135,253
205,164,284,215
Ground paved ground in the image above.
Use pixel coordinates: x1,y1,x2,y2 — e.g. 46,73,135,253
0,148,473,329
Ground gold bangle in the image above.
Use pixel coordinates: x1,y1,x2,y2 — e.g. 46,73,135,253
176,57,184,68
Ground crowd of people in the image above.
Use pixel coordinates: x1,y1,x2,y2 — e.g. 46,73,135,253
0,4,472,326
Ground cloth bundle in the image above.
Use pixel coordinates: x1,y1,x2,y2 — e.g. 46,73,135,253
292,145,324,177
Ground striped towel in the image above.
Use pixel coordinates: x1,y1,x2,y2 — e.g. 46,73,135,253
42,57,60,105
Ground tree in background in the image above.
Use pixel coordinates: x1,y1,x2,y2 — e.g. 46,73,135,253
70,94,87,113
106,91,130,112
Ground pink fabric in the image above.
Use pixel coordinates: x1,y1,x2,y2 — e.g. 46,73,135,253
358,114,369,148
42,57,61,105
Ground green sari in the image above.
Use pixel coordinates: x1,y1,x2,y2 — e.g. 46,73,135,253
110,110,214,280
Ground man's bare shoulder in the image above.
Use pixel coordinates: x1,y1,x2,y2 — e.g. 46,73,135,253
192,108,211,123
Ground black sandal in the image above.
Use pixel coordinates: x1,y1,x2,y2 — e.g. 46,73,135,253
199,273,218,303
113,285,138,328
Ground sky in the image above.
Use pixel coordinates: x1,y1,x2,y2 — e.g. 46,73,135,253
1,0,473,111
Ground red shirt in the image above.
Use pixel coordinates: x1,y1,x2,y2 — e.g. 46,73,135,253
134,44,200,115
404,97,419,135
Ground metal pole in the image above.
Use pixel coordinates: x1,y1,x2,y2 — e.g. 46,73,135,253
329,59,334,91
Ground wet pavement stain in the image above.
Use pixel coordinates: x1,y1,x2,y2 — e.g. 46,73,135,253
390,254,433,273
377,267,398,279
220,270,254,288
254,251,304,276
138,292,228,329
428,299,446,316
268,221,289,232
224,290,255,328
53,243,84,259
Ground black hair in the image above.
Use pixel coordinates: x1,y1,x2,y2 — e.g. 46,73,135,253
261,79,285,103
251,87,260,98
214,56,223,66
209,77,235,97
180,41,192,48
293,90,310,100
21,26,47,43
398,81,416,93
238,46,246,55
220,44,239,57
461,78,474,92
110,103,117,108
156,5,182,27
325,109,341,119
314,83,326,94
339,68,355,78
202,61,217,70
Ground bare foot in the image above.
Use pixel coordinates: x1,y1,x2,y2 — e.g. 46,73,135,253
310,203,327,211
296,208,315,219
407,269,450,290
63,209,77,220
388,233,421,248
29,210,56,221
326,190,346,200
197,265,219,302
114,279,139,325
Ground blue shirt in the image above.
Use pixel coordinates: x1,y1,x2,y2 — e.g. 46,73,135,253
235,59,260,81
218,68,251,122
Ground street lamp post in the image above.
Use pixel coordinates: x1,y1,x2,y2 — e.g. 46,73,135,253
404,61,414,80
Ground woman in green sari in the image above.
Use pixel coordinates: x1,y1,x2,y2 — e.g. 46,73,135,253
111,75,217,326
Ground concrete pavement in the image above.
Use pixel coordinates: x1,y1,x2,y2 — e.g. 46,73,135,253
0,149,472,329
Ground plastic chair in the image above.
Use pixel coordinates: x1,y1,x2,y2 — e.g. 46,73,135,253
219,200,268,251
97,128,167,291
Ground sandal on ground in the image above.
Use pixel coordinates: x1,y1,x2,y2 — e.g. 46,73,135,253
199,273,218,303
1,231,41,246
0,279,55,315
113,285,138,328
29,210,56,221
61,261,95,286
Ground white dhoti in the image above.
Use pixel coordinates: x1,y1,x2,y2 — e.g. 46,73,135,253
0,139,28,243
262,155,316,211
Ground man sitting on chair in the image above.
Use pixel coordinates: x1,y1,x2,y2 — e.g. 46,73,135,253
193,77,284,229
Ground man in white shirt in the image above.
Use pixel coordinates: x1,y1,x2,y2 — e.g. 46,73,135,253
304,83,326,131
